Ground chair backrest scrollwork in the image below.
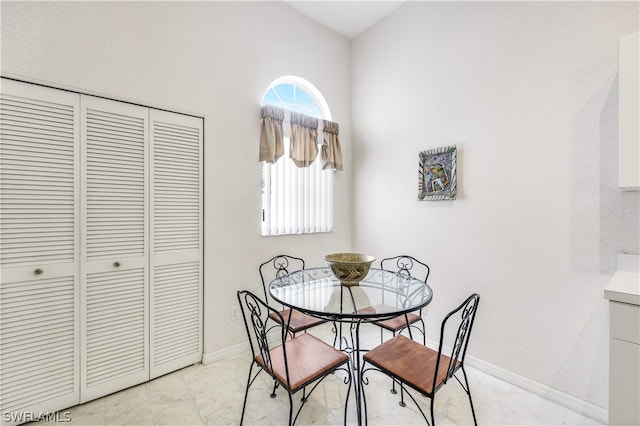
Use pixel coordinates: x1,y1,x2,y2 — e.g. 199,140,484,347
435,293,480,390
259,255,305,303
237,290,287,376
381,255,430,284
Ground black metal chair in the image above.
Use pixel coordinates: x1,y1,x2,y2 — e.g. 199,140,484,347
374,255,430,344
362,293,480,426
237,290,351,425
259,255,327,336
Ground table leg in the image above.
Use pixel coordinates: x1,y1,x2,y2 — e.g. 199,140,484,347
338,319,368,425
353,319,366,426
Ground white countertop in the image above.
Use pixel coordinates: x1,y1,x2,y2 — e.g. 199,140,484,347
605,254,640,305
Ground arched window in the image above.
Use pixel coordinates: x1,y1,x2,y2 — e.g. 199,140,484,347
260,76,335,236
262,76,331,120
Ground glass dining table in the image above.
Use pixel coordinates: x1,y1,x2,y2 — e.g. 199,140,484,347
269,266,433,425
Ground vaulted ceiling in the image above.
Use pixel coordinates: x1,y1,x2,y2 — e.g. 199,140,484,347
284,1,405,39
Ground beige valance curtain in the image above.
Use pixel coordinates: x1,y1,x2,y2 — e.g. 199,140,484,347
289,111,318,168
321,120,343,171
259,105,343,171
259,105,285,163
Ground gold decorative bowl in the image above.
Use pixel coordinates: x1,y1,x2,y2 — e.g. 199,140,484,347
324,253,376,286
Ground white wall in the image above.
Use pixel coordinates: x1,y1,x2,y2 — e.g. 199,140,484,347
351,1,639,414
0,1,352,355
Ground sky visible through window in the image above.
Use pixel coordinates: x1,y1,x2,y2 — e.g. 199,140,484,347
262,83,322,118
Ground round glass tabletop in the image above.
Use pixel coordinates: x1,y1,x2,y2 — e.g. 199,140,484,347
269,267,433,322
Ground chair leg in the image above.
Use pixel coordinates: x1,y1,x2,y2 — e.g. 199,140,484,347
271,381,279,398
462,367,478,426
430,396,436,426
287,390,294,426
240,363,255,425
391,378,400,395
390,330,398,395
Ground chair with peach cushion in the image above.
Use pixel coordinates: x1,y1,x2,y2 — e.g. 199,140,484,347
237,290,351,426
259,255,327,335
362,293,480,426
373,255,430,345
369,255,430,395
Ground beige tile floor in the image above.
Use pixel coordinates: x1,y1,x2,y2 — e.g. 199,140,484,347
34,324,604,425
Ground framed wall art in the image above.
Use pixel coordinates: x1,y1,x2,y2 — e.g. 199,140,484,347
418,145,457,200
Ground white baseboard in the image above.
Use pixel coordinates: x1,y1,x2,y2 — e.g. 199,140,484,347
464,354,608,424
202,341,247,364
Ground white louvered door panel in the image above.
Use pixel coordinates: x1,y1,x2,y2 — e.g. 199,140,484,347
149,110,202,378
80,96,149,402
0,79,80,424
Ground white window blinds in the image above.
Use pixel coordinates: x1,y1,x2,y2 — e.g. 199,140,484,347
260,105,342,236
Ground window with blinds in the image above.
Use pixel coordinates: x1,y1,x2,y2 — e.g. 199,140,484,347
260,76,336,236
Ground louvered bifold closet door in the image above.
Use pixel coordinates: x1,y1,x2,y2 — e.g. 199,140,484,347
0,79,80,424
80,96,149,402
149,109,202,379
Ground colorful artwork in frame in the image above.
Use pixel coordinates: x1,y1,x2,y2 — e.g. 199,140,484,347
418,145,457,200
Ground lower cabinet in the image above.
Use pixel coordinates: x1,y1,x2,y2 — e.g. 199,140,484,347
0,78,203,425
605,256,640,426
608,300,640,425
